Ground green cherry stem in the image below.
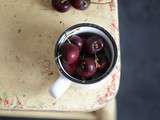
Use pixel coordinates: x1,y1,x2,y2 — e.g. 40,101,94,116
55,54,62,60
64,32,71,44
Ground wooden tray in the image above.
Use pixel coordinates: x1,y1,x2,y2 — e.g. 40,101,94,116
0,0,120,113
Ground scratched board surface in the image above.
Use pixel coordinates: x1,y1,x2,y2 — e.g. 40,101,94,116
0,0,120,111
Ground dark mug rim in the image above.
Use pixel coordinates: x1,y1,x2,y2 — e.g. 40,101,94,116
54,23,118,84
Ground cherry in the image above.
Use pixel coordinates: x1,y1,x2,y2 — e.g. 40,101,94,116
63,63,77,75
61,43,80,64
78,57,96,78
84,36,104,54
70,35,83,49
52,0,71,12
71,0,90,10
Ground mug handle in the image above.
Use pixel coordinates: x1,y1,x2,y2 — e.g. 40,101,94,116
49,74,72,99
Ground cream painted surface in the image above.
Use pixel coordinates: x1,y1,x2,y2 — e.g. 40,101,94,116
0,0,120,114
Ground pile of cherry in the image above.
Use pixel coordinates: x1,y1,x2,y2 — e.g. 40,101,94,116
60,34,111,80
52,0,90,12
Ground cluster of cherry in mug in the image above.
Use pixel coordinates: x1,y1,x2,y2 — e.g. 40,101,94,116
60,34,110,80
52,0,90,12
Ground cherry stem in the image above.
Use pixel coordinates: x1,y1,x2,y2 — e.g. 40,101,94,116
67,38,71,44
61,0,67,4
55,54,62,60
82,54,85,59
95,52,101,68
95,52,99,62
64,32,71,44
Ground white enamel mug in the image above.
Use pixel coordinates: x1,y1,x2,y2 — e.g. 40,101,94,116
50,23,118,99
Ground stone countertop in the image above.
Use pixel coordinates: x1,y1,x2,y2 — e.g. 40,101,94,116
0,0,120,112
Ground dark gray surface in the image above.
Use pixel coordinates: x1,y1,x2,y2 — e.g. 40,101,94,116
117,0,160,120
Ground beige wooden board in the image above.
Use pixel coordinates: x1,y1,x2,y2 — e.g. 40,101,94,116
0,0,120,112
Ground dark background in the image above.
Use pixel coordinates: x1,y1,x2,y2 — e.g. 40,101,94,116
1,0,160,120
117,0,160,120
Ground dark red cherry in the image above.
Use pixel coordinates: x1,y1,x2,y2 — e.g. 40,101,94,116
70,35,83,49
78,57,96,78
52,0,71,12
62,43,80,64
84,36,104,54
71,0,90,10
63,63,77,75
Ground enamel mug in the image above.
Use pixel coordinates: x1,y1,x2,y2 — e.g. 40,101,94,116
50,23,118,99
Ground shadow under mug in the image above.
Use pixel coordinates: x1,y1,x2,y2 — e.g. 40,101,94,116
50,23,118,98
